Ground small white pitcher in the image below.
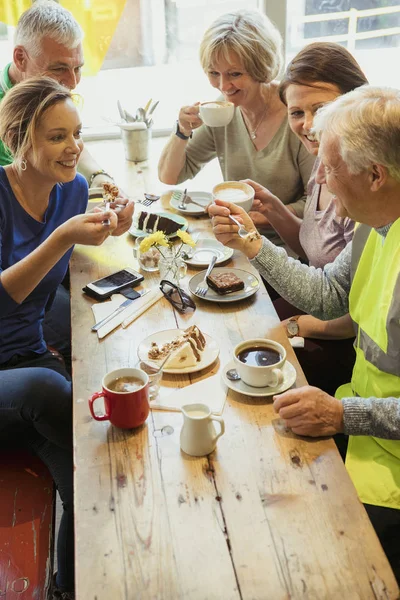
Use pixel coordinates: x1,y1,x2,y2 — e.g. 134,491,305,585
180,403,225,457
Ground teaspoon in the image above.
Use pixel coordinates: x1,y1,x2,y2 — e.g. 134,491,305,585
226,368,241,381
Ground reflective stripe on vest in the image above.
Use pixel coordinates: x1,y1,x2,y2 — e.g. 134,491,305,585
337,220,400,509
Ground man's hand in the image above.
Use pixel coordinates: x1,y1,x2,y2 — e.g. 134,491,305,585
207,199,262,258
273,386,344,437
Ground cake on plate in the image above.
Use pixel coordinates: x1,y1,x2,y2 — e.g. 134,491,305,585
135,210,183,236
148,325,206,369
206,272,244,295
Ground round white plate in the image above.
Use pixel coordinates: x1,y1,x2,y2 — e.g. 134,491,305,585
188,267,260,303
137,329,219,374
183,239,234,267
222,359,297,397
169,190,212,215
129,211,188,238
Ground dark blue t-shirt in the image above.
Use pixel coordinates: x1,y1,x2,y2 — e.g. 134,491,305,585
0,168,88,363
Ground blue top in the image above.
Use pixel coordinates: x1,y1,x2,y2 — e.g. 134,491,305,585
0,168,88,363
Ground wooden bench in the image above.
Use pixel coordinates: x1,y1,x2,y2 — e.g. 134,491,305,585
0,450,55,599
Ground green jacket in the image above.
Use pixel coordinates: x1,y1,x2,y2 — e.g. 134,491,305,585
0,64,14,166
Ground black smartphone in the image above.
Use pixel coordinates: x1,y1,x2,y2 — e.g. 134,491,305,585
83,267,144,301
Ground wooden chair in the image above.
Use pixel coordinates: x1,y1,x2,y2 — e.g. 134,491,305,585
0,449,55,599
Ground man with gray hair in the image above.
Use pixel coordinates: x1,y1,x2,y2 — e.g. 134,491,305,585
209,85,400,582
0,0,127,195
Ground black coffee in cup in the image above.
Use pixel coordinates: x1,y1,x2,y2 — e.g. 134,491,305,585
237,346,281,367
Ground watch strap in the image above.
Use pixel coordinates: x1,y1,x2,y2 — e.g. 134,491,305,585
89,170,114,187
175,120,192,141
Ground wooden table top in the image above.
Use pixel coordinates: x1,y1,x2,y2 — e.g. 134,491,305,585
70,140,398,600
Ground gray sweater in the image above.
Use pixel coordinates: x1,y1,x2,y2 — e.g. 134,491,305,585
251,227,400,440
177,110,315,246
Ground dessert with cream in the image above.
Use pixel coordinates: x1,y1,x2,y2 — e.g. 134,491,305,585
134,210,183,236
148,325,206,369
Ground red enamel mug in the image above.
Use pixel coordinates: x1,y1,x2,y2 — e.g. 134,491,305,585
89,368,149,429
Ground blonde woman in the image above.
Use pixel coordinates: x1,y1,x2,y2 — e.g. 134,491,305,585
158,9,315,246
0,77,118,600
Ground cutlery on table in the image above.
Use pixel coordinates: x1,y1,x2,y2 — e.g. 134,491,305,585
91,290,149,332
228,214,249,239
175,192,206,211
141,193,160,207
195,254,218,297
178,188,188,210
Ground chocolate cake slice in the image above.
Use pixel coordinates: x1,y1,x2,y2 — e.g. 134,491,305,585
135,211,183,235
157,215,182,235
206,272,245,295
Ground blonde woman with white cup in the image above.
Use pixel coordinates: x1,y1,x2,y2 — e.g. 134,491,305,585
158,9,315,247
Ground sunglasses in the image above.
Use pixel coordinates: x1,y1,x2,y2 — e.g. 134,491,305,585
160,280,196,313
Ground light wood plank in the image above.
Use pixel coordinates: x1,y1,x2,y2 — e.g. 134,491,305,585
70,141,399,600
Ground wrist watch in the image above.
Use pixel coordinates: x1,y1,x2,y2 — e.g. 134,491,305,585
175,120,192,141
286,315,300,338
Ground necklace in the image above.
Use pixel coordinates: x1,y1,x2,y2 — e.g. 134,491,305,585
242,104,269,140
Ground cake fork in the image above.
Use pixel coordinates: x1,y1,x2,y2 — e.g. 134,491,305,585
195,254,218,297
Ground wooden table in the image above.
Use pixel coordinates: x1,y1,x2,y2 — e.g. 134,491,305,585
70,141,398,600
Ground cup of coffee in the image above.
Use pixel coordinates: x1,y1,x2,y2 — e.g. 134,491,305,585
89,368,149,428
233,339,286,388
199,101,234,127
212,181,255,213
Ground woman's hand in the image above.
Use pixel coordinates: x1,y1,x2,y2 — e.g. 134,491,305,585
242,179,281,220
61,210,118,247
207,199,263,259
94,198,134,236
178,102,202,137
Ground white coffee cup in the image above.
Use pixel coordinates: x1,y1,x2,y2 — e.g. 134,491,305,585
199,101,234,127
212,181,255,213
233,339,286,388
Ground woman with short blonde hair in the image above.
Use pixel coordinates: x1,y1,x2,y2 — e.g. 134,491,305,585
158,10,315,247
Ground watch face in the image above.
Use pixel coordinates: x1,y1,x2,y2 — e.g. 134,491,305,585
287,320,299,336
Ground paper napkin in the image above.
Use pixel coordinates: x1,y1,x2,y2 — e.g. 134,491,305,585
91,288,163,339
151,374,227,415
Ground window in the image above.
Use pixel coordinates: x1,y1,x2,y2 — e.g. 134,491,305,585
286,1,400,87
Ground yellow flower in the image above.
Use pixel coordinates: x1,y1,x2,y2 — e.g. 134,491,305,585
139,231,168,253
176,230,196,247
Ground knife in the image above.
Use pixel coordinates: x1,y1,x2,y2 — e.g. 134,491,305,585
91,290,149,332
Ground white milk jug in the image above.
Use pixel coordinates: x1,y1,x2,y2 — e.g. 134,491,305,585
180,403,225,457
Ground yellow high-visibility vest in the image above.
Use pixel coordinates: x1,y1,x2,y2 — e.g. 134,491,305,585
336,220,400,509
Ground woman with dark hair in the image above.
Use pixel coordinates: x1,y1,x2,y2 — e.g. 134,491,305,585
241,42,369,395
0,77,119,600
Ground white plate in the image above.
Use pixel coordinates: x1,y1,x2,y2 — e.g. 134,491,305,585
137,329,219,374
183,239,234,267
221,359,297,397
169,190,212,215
188,267,260,303
129,211,188,239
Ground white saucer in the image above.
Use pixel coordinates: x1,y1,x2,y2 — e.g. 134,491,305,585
221,360,297,397
183,239,233,267
169,190,212,215
137,329,219,374
189,268,260,303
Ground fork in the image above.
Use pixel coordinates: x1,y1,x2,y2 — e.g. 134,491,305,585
195,254,218,297
141,193,160,207
228,214,249,238
178,188,188,210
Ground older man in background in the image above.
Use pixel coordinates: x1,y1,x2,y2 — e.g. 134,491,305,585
209,85,400,581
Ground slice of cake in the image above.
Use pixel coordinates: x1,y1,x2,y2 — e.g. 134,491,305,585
148,325,206,369
206,272,245,295
135,210,183,236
